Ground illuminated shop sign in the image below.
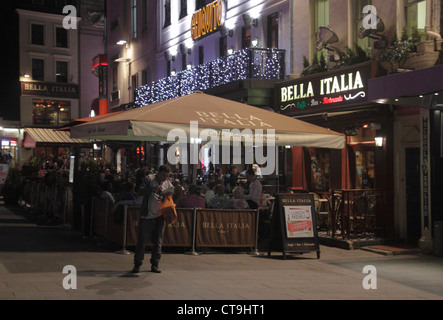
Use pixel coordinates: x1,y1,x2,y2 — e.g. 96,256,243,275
276,62,372,116
21,82,79,99
191,0,224,41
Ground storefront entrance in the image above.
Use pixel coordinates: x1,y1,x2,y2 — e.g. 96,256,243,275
405,147,421,245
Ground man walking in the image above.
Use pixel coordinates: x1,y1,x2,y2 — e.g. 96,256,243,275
132,165,174,274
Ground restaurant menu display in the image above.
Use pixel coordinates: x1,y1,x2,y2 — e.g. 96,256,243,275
284,205,314,238
268,193,320,259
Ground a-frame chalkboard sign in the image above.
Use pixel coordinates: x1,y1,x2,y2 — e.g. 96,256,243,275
268,193,320,259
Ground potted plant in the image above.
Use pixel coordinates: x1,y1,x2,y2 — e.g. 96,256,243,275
378,29,419,73
378,28,439,72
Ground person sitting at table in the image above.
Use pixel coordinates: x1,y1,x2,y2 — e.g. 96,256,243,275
210,184,230,209
204,181,216,207
100,181,115,204
177,184,205,208
244,169,262,209
224,165,239,193
223,187,249,209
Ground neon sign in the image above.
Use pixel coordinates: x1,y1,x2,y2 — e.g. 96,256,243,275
191,0,224,42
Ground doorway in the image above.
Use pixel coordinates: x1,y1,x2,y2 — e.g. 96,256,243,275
405,147,421,245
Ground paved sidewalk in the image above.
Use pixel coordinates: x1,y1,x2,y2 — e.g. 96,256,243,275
0,203,442,301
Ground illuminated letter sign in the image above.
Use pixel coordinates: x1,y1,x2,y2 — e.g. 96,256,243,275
191,0,224,41
276,62,372,116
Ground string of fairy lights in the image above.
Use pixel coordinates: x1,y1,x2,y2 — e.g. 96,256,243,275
134,48,285,108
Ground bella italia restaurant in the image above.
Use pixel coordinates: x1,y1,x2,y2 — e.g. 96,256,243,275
275,59,443,251
275,61,397,242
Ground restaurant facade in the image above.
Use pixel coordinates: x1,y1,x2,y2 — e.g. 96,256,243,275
275,0,443,252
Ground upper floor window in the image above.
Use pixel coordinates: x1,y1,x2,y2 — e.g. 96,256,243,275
31,24,44,45
55,27,68,48
267,13,279,49
404,0,427,41
164,0,171,28
32,58,44,81
354,0,372,55
56,61,68,83
180,0,188,20
242,26,251,49
131,0,138,39
311,0,329,61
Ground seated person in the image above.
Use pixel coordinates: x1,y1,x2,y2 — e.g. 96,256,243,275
118,182,136,201
223,187,249,209
177,185,205,208
100,181,115,204
204,182,216,207
210,184,230,209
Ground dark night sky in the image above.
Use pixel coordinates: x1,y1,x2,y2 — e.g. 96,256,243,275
0,3,20,121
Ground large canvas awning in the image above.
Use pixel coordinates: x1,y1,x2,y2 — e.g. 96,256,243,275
24,127,93,148
71,92,345,149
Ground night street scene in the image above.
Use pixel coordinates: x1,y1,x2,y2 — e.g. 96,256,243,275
0,0,443,310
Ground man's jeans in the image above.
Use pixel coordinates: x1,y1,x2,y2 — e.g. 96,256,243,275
134,216,166,267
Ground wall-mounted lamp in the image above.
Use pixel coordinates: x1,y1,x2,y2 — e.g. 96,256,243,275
243,13,258,27
170,70,176,76
374,136,384,147
251,37,259,47
180,43,192,55
227,47,234,55
187,63,193,70
375,129,385,147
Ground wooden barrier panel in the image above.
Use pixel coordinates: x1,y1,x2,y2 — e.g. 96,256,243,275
163,208,194,247
196,209,257,247
123,207,194,247
91,198,109,238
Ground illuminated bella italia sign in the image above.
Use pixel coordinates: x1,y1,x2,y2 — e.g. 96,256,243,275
276,62,373,116
191,0,224,41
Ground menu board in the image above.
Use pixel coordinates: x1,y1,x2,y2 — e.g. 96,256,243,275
268,193,320,259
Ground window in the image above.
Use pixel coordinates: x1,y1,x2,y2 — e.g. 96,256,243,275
56,61,68,83
242,26,251,49
219,36,227,57
164,0,171,28
199,46,204,65
167,60,172,76
56,27,68,48
112,62,119,91
404,0,427,41
32,58,44,81
267,13,279,49
180,0,187,19
31,24,44,45
131,0,138,39
142,0,148,31
354,0,372,54
131,74,138,101
182,53,187,71
312,0,329,60
32,99,71,127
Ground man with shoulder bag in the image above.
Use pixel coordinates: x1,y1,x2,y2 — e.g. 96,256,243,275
132,165,174,274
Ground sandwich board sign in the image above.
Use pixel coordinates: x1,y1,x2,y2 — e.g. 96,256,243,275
268,193,320,259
